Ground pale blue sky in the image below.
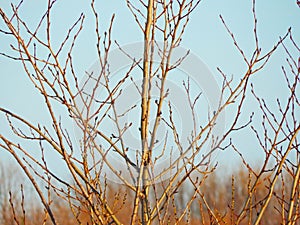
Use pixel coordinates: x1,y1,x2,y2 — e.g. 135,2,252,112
0,0,299,172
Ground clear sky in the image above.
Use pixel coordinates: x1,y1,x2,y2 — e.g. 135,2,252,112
0,0,299,174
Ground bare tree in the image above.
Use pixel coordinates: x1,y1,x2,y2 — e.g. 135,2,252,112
0,0,299,224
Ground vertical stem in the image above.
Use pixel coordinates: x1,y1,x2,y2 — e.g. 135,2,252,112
231,175,235,224
140,0,154,223
287,158,300,225
131,0,154,224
